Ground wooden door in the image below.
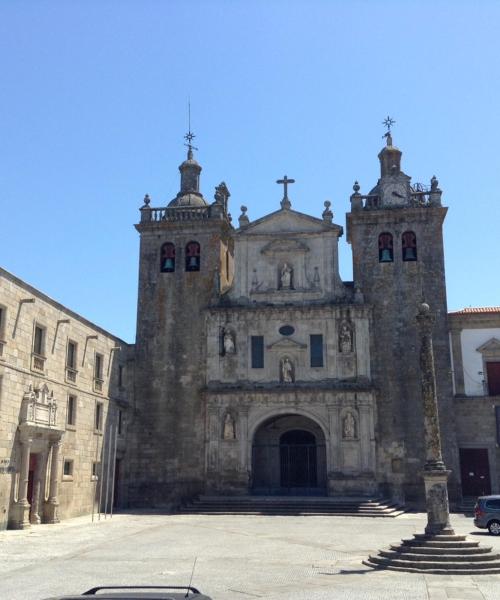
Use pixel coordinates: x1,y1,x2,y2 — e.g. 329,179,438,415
486,362,500,396
459,448,491,497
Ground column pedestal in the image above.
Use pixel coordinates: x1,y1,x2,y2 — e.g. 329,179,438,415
10,436,32,530
44,437,61,524
423,469,453,535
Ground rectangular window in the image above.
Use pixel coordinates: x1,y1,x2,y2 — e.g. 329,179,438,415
0,305,6,338
251,336,264,369
66,340,77,369
118,409,123,435
67,395,76,426
95,353,103,379
63,459,73,478
118,364,124,388
0,306,5,358
92,462,99,479
310,334,324,367
33,325,45,356
95,402,103,432
94,352,104,392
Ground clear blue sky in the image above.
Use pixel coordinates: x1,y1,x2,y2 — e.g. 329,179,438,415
2,1,499,343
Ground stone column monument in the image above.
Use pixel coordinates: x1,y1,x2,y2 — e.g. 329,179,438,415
364,303,500,573
416,302,453,535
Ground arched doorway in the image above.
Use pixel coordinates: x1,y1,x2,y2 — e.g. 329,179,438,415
251,414,327,495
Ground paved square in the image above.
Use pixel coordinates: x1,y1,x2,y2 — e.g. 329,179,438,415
1,512,499,600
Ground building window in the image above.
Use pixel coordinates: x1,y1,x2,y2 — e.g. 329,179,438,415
63,459,74,478
486,362,500,396
67,340,77,368
94,353,104,392
67,395,77,427
160,242,176,272
118,409,123,435
95,402,103,432
402,230,417,261
0,306,5,358
32,324,46,372
310,334,324,367
118,364,124,388
66,340,78,383
185,241,201,272
378,233,393,263
251,336,264,369
33,325,46,356
92,462,100,480
0,305,6,338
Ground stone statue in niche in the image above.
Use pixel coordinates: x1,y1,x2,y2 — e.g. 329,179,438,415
223,412,236,440
343,411,357,439
339,321,353,353
223,329,236,355
280,263,293,289
280,357,294,383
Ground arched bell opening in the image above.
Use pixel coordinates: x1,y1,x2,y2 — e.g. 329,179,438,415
251,414,327,496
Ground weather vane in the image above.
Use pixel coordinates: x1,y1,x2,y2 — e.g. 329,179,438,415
382,116,396,138
184,100,198,153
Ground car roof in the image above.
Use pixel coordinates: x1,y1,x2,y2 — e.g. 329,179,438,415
42,586,213,600
478,495,500,500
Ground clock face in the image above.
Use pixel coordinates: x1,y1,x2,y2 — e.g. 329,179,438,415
382,180,407,205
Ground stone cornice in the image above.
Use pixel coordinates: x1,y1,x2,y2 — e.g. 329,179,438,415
204,377,374,395
205,302,372,319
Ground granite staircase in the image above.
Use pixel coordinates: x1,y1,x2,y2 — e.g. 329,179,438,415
179,495,406,517
364,532,500,574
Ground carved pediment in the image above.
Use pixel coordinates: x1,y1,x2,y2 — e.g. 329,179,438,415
266,337,307,350
261,238,310,255
476,338,500,355
238,208,342,235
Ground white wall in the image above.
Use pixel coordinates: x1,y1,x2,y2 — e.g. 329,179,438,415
461,328,500,396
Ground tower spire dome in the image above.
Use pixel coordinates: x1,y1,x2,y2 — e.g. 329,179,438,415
378,116,402,177
168,126,207,208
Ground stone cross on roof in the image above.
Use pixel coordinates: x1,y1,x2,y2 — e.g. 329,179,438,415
276,175,295,209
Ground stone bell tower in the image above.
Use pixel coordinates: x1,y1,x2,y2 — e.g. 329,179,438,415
346,128,459,506
127,134,234,507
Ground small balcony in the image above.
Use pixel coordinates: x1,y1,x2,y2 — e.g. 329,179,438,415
65,366,78,384
94,378,104,393
31,353,46,373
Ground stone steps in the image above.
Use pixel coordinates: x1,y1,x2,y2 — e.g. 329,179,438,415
390,543,492,555
380,549,500,562
179,495,406,517
364,532,500,574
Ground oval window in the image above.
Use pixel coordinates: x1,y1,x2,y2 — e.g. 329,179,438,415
279,325,295,336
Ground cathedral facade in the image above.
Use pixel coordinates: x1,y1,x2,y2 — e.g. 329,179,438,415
126,133,460,508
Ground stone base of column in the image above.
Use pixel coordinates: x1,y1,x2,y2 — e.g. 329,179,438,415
422,468,453,535
9,501,31,530
364,532,500,574
44,499,60,524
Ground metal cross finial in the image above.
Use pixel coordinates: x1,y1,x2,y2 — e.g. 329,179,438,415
184,100,198,154
383,116,396,133
276,175,295,201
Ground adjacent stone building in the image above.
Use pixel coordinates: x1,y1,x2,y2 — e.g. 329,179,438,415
2,131,499,530
0,268,132,530
449,307,500,498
